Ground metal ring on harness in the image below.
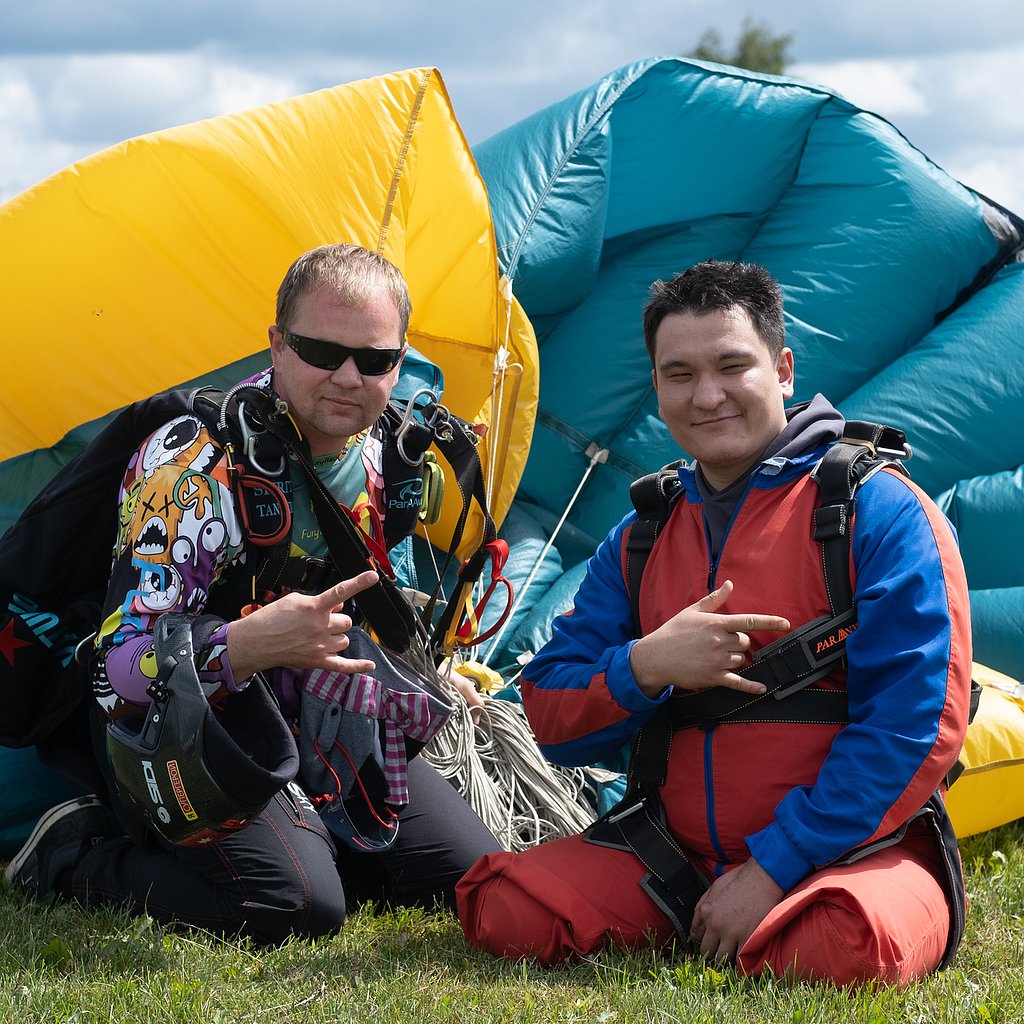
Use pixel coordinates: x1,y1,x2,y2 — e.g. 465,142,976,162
396,387,449,466
213,383,288,478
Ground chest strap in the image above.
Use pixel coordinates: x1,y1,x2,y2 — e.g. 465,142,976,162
665,607,856,730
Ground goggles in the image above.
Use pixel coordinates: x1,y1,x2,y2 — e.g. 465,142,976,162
281,328,404,376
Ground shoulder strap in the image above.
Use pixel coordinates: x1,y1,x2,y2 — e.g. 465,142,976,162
811,420,910,615
187,385,295,601
231,393,424,655
377,401,432,552
625,462,685,637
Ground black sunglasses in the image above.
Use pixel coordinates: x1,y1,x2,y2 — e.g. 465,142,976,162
281,329,405,376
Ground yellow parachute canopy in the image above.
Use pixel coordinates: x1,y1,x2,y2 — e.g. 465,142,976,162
0,67,538,554
945,663,1024,838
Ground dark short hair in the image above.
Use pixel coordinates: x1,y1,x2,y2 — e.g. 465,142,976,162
642,259,785,364
275,243,412,341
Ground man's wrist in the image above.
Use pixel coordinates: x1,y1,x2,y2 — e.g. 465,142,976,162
629,637,667,698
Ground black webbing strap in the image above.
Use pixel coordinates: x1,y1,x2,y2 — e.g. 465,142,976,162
812,421,910,615
945,678,983,788
585,711,706,936
666,607,857,729
811,442,863,615
418,408,500,657
272,556,339,596
584,790,708,936
278,434,422,654
919,791,968,969
378,402,433,551
825,788,967,970
625,464,684,637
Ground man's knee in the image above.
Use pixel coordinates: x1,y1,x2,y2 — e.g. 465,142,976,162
457,842,672,966
290,881,347,941
457,851,571,964
742,899,946,986
245,873,347,944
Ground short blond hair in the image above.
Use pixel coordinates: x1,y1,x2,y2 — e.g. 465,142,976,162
275,244,411,340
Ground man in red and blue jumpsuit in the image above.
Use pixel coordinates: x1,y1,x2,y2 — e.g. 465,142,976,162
457,260,973,986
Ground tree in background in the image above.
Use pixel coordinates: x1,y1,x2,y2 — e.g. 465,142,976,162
689,17,794,75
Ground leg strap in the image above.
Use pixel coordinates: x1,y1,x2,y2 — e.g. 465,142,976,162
583,787,707,936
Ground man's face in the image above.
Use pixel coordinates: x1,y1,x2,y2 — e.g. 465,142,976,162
652,306,795,491
268,286,405,456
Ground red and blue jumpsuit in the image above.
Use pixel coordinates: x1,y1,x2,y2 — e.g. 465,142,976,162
458,414,972,986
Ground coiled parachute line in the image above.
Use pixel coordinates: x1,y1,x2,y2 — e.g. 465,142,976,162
422,682,601,852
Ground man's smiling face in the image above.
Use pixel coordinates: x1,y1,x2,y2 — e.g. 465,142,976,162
652,306,795,491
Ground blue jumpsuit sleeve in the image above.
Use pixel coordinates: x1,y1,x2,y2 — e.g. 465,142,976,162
746,471,972,890
521,513,671,767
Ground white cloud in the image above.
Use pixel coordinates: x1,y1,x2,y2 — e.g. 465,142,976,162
44,52,302,142
2,4,1023,215
0,51,311,199
940,46,1024,140
943,147,1024,216
790,44,1024,214
0,73,40,131
792,59,929,119
0,70,72,199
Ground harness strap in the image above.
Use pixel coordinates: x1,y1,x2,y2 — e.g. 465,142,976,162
608,422,979,963
584,788,707,936
625,464,684,637
272,556,339,596
811,421,910,616
282,434,423,654
824,788,966,970
378,402,434,551
666,607,857,729
668,685,850,729
419,410,504,661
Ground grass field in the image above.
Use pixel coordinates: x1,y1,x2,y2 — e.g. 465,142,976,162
1,820,1021,1023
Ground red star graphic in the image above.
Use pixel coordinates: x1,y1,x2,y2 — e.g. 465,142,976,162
0,617,34,668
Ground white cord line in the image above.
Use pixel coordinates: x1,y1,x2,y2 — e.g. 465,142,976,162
480,442,608,668
422,686,598,852
485,274,515,509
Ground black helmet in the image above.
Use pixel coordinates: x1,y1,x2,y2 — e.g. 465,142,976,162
106,613,298,847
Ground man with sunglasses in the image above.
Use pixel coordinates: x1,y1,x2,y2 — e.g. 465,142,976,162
7,243,499,942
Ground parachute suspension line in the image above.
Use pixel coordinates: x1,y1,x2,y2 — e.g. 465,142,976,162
485,274,516,511
480,441,609,668
422,685,597,851
419,522,449,605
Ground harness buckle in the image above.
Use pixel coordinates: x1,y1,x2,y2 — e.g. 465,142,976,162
296,556,331,594
607,794,646,824
395,388,446,466
237,397,286,478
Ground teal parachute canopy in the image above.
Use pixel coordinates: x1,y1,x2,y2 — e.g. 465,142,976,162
474,56,1024,680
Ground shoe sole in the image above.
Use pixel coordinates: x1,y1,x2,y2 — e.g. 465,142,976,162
3,794,104,887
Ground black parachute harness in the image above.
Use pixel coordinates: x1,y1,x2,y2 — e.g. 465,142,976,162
203,382,511,668
584,420,979,969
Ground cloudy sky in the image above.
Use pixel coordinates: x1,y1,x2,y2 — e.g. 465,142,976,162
2,0,1023,214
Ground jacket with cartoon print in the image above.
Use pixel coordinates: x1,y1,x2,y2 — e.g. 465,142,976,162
92,370,403,724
